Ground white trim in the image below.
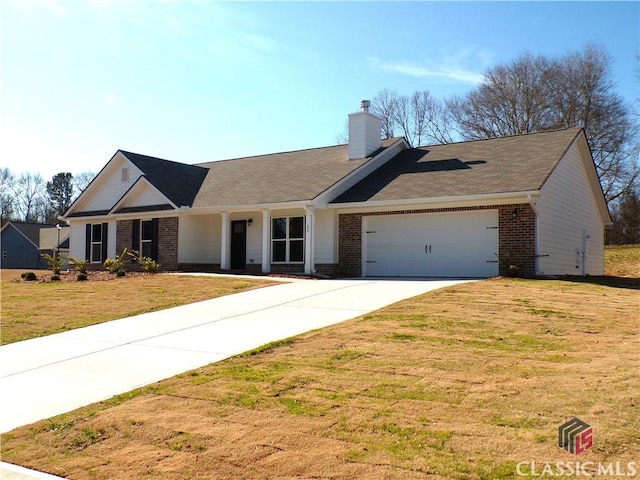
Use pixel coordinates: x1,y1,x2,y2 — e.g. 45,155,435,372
220,212,229,270
261,209,270,273
328,190,541,212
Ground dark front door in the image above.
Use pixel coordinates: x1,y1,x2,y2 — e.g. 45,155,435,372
230,220,247,270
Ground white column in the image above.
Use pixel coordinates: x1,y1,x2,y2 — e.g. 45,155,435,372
304,207,315,275
220,211,229,270
261,209,270,273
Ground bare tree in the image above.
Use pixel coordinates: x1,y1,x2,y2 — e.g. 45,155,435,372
13,172,47,222
370,89,454,147
447,45,639,206
447,53,558,139
73,171,96,198
0,167,15,226
371,88,400,139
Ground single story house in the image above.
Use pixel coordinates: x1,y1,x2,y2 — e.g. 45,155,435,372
61,102,610,278
1,221,70,269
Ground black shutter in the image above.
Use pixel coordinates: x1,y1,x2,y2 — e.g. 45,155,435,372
132,220,139,253
151,218,159,261
101,223,108,262
85,224,91,262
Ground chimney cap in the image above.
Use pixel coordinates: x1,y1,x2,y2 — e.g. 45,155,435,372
360,99,371,112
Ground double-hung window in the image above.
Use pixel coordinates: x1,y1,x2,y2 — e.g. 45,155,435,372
91,224,103,263
140,220,153,258
272,216,304,263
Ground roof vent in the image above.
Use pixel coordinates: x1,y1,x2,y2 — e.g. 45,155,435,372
360,99,371,112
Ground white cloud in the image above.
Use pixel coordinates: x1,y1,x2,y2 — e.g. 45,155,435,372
370,57,484,85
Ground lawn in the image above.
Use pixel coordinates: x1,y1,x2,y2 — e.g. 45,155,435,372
1,273,638,479
605,244,640,278
0,270,276,344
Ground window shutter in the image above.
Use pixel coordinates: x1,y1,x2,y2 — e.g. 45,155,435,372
101,223,108,261
85,224,91,262
151,218,159,261
132,220,139,252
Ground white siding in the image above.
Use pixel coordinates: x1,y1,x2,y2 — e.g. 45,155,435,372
178,214,221,264
314,209,336,263
68,223,86,259
66,220,117,261
127,184,169,208
81,159,143,212
536,143,605,275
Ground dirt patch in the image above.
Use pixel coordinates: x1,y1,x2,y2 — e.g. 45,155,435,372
2,277,638,479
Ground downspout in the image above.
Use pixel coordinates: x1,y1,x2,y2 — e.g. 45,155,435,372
527,193,540,275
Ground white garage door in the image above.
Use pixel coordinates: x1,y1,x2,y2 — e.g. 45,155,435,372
363,210,499,278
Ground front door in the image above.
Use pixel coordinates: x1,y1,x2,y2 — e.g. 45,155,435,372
230,220,247,270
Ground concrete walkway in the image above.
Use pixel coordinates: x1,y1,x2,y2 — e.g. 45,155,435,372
0,276,470,478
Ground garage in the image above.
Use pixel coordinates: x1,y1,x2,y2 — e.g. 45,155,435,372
363,210,499,277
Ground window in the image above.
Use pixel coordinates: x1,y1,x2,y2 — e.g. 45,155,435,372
91,224,103,263
140,220,153,258
272,216,304,263
121,167,129,182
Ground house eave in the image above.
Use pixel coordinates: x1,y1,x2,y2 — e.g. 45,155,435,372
328,190,541,211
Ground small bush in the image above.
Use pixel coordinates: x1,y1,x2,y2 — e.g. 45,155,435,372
23,272,37,281
116,270,126,277
77,273,88,282
104,249,129,274
41,253,65,276
50,275,61,281
68,257,88,275
127,250,161,273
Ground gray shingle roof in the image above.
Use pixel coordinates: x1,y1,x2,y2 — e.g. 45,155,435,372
331,128,582,203
121,151,209,207
192,139,400,207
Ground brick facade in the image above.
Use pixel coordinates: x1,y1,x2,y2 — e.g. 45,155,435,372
338,204,537,277
116,217,179,271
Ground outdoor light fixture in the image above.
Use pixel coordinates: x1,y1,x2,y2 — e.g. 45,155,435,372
512,208,518,219
56,224,62,260
247,218,253,226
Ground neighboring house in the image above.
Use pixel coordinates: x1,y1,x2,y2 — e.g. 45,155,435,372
61,102,611,278
1,222,70,269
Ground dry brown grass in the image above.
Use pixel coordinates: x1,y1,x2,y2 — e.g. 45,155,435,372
605,244,640,278
0,270,275,344
2,277,638,479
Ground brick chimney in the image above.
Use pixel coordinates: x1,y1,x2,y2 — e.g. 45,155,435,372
348,100,382,160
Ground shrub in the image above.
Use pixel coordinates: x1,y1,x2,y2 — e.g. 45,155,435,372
41,253,65,276
50,275,61,281
77,273,88,282
23,271,37,281
127,250,161,273
116,270,126,277
68,257,88,275
104,249,129,274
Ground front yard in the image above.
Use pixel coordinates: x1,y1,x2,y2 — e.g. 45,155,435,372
1,274,638,479
0,270,276,344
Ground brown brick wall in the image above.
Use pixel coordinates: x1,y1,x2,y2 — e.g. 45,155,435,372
115,217,179,271
158,217,178,270
498,204,536,277
338,204,536,277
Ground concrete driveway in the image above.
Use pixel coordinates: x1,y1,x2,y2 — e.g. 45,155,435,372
0,277,470,434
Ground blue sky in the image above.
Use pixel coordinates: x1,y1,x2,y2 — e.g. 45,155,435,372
1,1,638,179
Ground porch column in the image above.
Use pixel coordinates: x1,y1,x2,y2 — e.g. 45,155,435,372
261,209,270,273
220,211,229,270
304,206,315,275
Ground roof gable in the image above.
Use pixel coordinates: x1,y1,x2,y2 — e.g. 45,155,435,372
121,151,208,208
332,128,582,204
